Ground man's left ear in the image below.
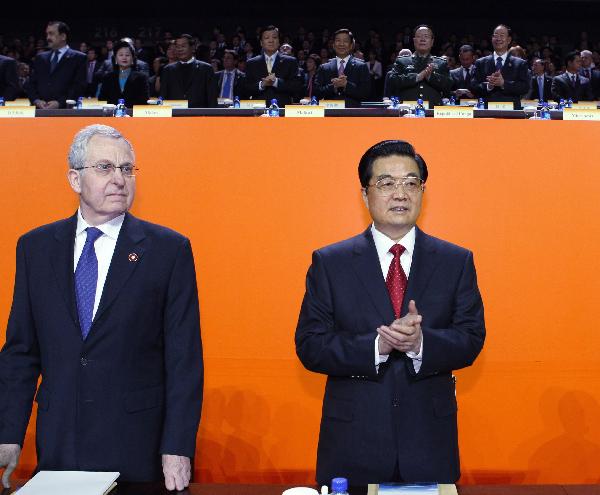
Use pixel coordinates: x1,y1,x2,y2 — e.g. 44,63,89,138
67,169,82,194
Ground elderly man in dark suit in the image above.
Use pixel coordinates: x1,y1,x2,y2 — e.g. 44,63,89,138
387,25,451,107
314,28,371,108
579,50,600,99
160,34,217,108
25,21,86,109
450,45,477,100
527,58,553,102
0,54,19,100
473,24,530,109
242,25,302,106
216,49,246,100
551,51,594,102
0,124,203,491
296,140,485,487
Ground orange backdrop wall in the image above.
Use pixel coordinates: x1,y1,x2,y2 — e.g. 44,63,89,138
1,118,599,485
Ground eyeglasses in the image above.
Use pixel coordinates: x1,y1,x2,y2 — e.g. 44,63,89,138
75,163,138,177
366,176,424,195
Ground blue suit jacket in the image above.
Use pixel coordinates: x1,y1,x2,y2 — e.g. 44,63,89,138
26,48,86,107
296,227,485,485
314,56,371,107
0,213,203,481
473,53,530,108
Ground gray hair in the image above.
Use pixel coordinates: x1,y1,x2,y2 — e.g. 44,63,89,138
581,49,593,58
68,124,134,170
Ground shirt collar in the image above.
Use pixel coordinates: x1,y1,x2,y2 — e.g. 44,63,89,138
180,57,196,65
493,51,508,63
566,70,577,77
76,209,125,240
371,224,416,259
336,55,351,65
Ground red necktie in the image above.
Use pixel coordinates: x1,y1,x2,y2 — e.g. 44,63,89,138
338,59,345,76
386,244,407,319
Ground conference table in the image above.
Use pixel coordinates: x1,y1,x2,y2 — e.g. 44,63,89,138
7,482,600,495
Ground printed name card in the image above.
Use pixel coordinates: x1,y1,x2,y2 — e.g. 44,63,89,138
81,99,108,108
237,100,264,109
132,105,173,117
0,106,35,117
487,101,514,110
285,105,325,117
403,100,430,109
521,99,539,107
433,106,474,118
4,98,31,106
320,100,345,109
562,108,600,120
460,99,478,106
161,100,188,108
570,102,598,110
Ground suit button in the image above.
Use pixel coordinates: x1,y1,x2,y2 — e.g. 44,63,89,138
80,357,88,366
392,399,400,407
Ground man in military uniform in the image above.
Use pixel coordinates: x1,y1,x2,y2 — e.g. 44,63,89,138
387,25,451,107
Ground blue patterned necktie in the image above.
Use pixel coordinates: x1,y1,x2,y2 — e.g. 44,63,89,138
222,72,233,98
50,50,60,72
75,227,103,339
495,56,503,71
538,77,544,100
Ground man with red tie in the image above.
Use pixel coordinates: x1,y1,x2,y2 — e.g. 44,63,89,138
296,140,485,487
578,50,600,99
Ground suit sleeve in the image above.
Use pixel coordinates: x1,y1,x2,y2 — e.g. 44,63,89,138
25,59,41,103
276,58,302,97
427,60,452,95
344,63,371,102
159,238,203,457
314,65,336,99
1,58,20,100
551,77,564,101
205,68,218,107
502,60,530,97
0,238,41,445
472,59,489,97
241,62,261,99
159,67,170,100
583,81,594,101
295,250,379,379
66,54,87,102
415,251,485,377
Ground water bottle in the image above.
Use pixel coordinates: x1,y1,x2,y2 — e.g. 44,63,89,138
310,96,318,105
113,98,126,117
449,95,456,106
331,477,349,495
157,96,164,105
477,98,485,109
0,97,5,107
233,96,240,108
76,96,83,110
268,98,280,117
567,98,573,108
558,98,565,110
415,98,426,118
540,101,551,120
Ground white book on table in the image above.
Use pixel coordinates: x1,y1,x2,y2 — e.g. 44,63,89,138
17,470,119,495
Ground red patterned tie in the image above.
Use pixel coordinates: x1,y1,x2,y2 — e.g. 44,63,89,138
386,244,407,319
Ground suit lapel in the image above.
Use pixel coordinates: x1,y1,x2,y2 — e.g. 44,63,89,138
89,213,146,334
351,228,395,323
50,213,79,331
403,227,439,314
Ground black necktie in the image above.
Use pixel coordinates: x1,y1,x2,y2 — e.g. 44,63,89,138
465,68,471,85
495,56,503,71
50,50,60,72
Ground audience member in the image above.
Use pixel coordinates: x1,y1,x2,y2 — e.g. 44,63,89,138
84,47,101,97
149,56,168,96
216,49,245,100
579,49,600,98
551,50,594,102
0,54,19,100
314,28,371,107
25,21,86,108
303,53,320,99
450,44,476,100
527,58,553,101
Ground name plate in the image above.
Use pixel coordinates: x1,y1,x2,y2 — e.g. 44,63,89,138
571,102,598,110
81,99,108,108
487,101,514,110
4,98,31,106
403,100,429,109
0,106,35,117
285,105,325,117
433,106,474,118
562,108,600,120
460,99,478,106
161,99,188,108
521,99,539,107
132,105,173,117
238,99,264,109
320,100,345,109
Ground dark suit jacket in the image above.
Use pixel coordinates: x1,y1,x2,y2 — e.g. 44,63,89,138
527,74,553,101
449,66,476,94
242,53,302,106
296,227,485,485
160,59,218,108
0,213,203,481
551,73,594,102
314,56,371,108
473,53,530,108
0,55,19,100
84,59,103,97
98,70,150,106
388,54,452,107
215,69,245,99
26,48,87,107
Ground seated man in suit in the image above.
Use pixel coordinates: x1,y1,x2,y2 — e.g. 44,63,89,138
551,51,594,102
0,54,19,100
527,58,553,102
314,28,371,107
473,24,529,109
578,50,600,99
216,49,246,101
84,47,102,97
242,25,302,106
0,124,203,491
160,34,217,108
296,140,485,487
25,21,86,109
387,25,451,107
450,44,476,100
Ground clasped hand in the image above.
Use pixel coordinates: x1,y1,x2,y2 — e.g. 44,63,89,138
417,64,434,82
486,70,504,87
331,75,348,88
261,73,277,87
377,300,422,355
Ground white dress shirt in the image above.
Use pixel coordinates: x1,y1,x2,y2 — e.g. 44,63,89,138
73,210,125,319
487,51,508,91
53,45,69,63
371,224,423,372
336,55,351,73
258,53,279,90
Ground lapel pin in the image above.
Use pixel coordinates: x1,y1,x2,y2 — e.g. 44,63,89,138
128,253,139,262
